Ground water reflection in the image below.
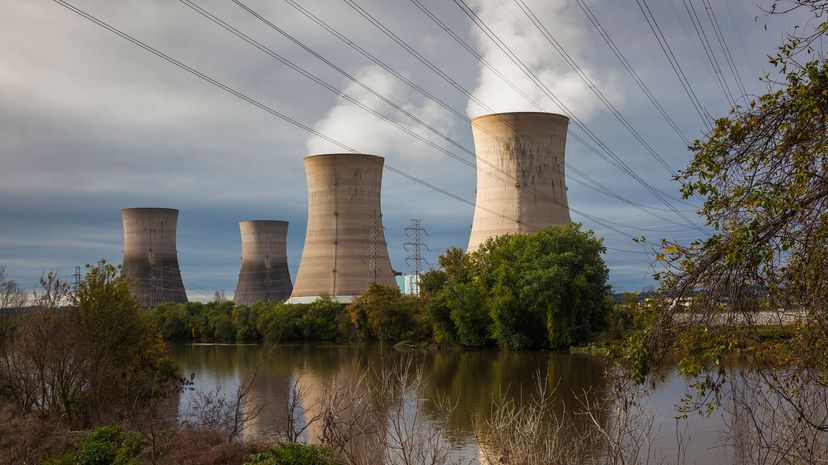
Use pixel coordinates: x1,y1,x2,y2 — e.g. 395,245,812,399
169,343,738,465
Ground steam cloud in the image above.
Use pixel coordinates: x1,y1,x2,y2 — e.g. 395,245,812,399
305,65,452,160
465,0,612,119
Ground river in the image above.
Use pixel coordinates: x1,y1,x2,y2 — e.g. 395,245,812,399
169,343,741,465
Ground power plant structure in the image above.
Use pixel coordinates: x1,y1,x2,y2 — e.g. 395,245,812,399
289,154,396,304
233,220,293,305
467,112,571,252
121,207,188,307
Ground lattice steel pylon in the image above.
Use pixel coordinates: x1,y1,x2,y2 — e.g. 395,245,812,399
73,266,82,294
404,219,429,296
362,210,381,284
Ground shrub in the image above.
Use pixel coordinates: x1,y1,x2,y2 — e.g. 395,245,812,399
427,225,612,349
0,263,179,427
257,303,304,341
346,284,430,342
299,297,342,340
76,426,144,465
244,443,337,465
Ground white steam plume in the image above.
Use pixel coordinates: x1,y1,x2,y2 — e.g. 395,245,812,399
465,0,613,119
306,65,453,161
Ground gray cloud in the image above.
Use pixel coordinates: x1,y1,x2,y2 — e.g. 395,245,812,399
0,0,810,299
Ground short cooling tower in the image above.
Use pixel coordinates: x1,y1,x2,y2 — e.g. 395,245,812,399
289,154,396,303
121,208,187,307
233,220,293,306
467,112,571,252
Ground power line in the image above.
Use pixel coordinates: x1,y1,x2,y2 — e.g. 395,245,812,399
701,0,748,102
180,0,500,183
448,0,704,231
723,1,760,80
339,0,702,228
229,0,702,225
573,0,691,146
681,0,737,107
509,0,677,175
284,0,694,223
635,0,710,126
48,0,666,256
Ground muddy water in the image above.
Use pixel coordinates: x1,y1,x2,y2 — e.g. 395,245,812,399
169,343,737,465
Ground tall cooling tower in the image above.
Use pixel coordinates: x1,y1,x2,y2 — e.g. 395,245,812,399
289,154,396,303
467,112,571,252
233,220,293,306
121,208,187,307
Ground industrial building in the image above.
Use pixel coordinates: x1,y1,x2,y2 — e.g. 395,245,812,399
288,154,397,303
467,112,571,252
121,207,187,307
233,220,293,305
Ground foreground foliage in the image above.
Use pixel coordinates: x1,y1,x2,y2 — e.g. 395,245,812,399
424,224,612,349
634,2,828,462
42,426,144,465
0,263,178,428
243,443,337,465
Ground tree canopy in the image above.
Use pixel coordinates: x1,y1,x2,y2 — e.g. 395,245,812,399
426,223,612,350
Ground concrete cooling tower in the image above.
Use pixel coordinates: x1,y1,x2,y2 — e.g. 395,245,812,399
289,154,396,304
121,208,187,307
467,112,571,252
233,220,293,306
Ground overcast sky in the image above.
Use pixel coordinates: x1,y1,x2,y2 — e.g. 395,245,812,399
0,0,808,300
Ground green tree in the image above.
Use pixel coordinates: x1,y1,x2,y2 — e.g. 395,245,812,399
346,284,430,341
256,303,304,342
639,3,828,458
0,262,178,427
479,224,611,349
429,248,493,347
420,269,458,344
428,225,611,349
299,297,342,340
650,14,828,376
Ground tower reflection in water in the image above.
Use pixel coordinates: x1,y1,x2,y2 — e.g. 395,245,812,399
169,343,609,464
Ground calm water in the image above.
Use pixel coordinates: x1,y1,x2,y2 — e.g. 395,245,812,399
169,343,736,465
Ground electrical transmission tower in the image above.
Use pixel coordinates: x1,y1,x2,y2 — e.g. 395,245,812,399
363,211,381,283
73,266,82,293
404,219,429,296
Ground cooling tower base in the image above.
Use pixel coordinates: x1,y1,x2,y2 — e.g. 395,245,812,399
285,295,354,305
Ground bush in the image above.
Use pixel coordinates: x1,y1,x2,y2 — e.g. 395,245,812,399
256,304,304,341
426,225,612,349
0,264,179,427
149,299,351,343
41,426,144,465
244,443,337,465
299,297,342,340
346,284,430,342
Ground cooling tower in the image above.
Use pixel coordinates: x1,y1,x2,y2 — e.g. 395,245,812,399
289,154,396,303
233,220,293,306
467,112,571,252
121,208,187,307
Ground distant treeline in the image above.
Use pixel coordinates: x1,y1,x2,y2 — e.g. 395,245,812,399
150,224,616,350
149,298,349,343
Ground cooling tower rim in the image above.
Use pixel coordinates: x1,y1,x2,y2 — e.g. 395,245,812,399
304,153,384,162
471,111,569,124
121,207,179,214
238,220,289,226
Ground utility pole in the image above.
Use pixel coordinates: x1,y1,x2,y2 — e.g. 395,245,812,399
404,218,429,296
